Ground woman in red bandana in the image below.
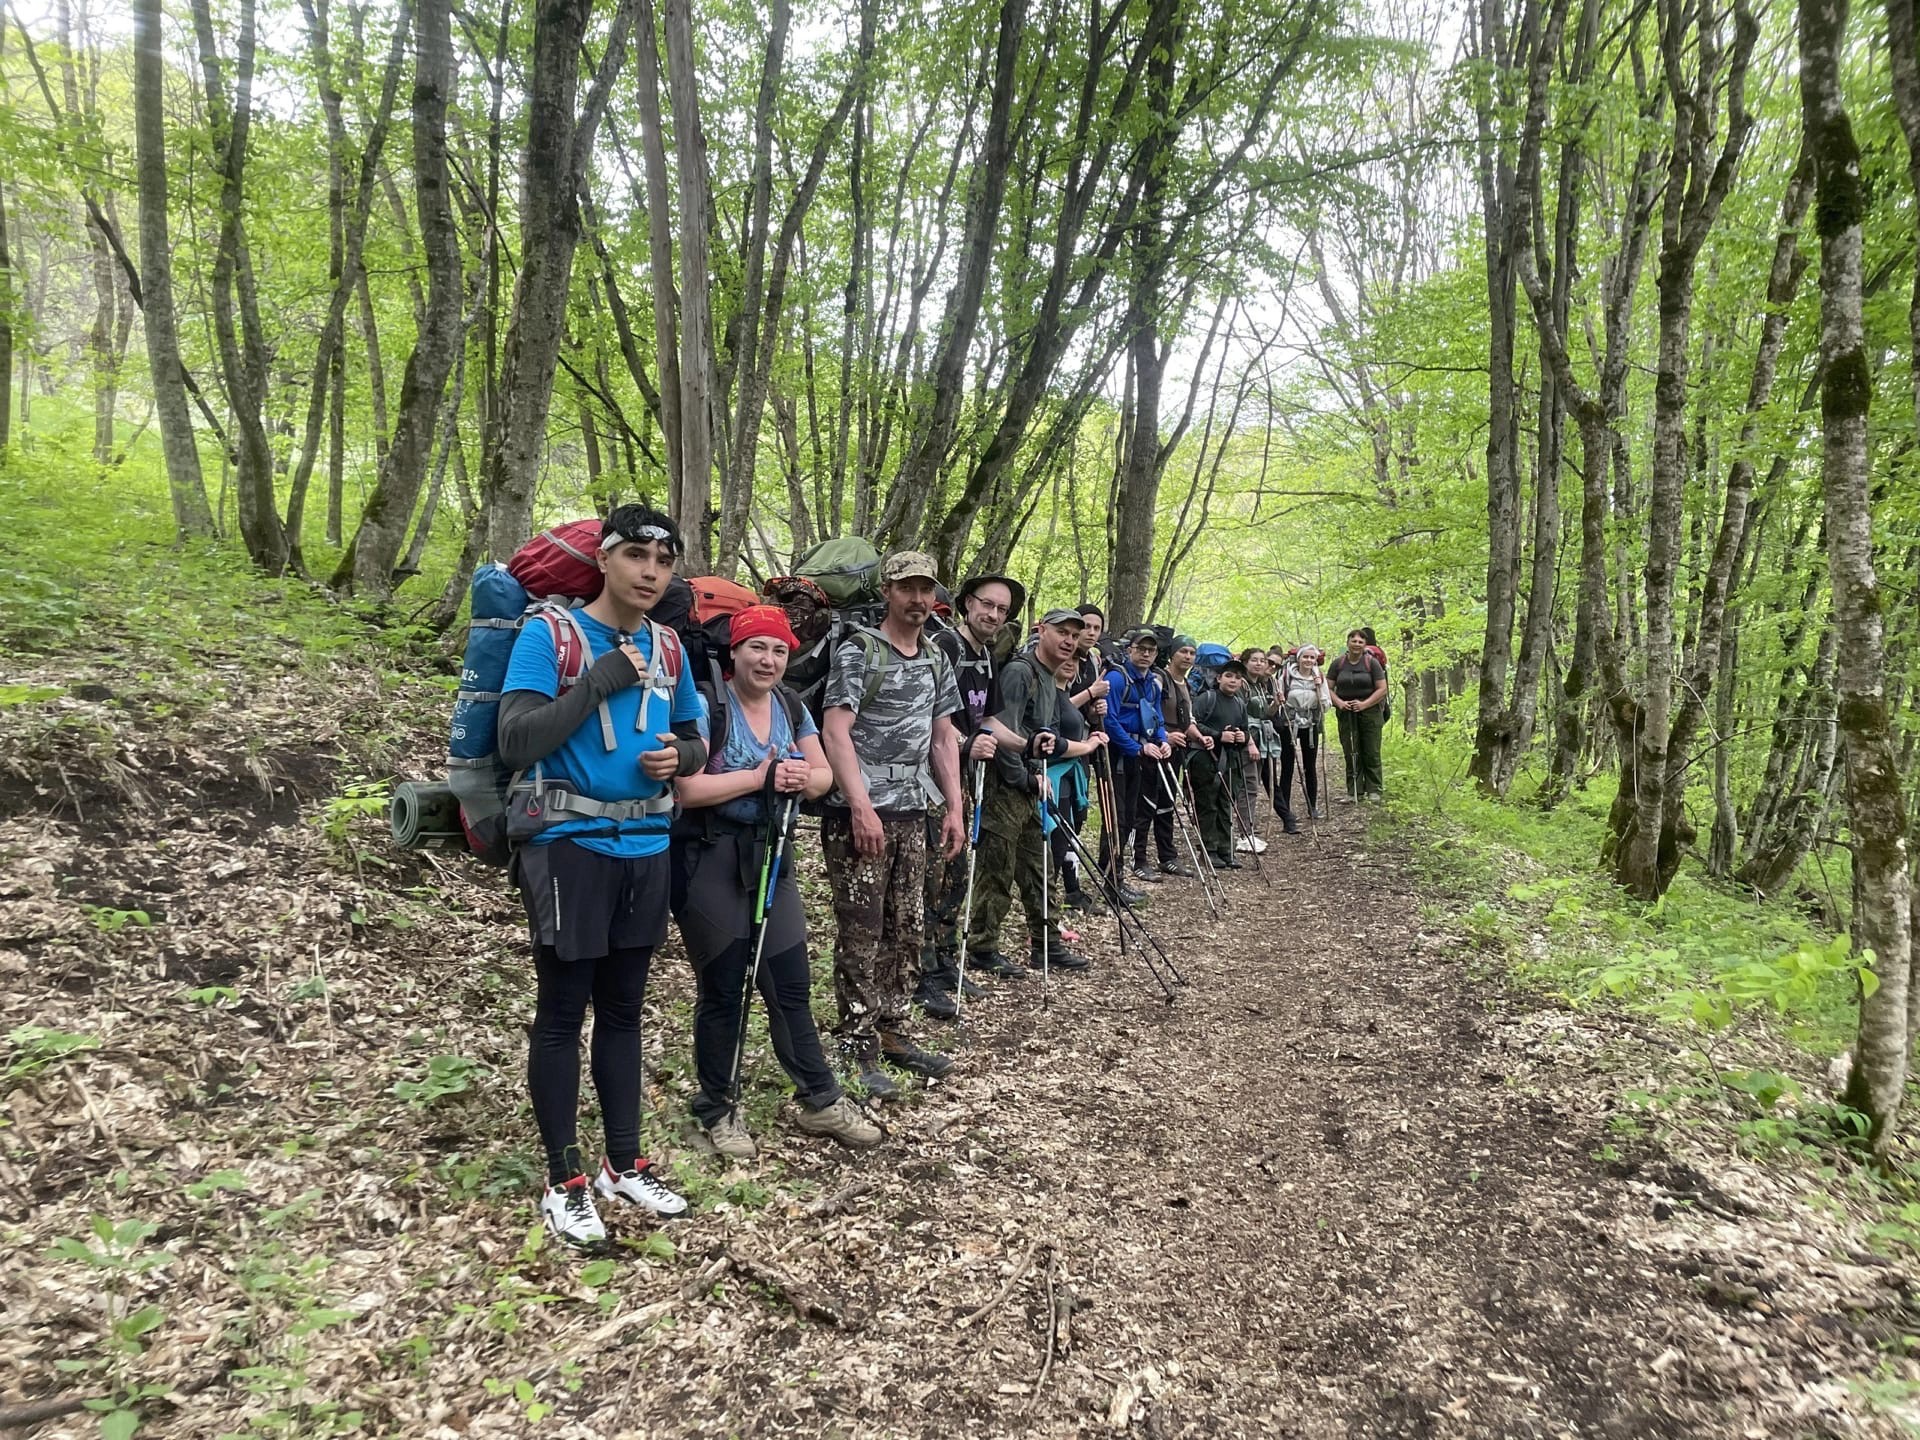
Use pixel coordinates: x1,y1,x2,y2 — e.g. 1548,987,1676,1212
672,606,883,1158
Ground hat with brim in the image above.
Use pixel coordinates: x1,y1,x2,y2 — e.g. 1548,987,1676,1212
1221,658,1249,677
881,550,941,584
957,572,1027,620
1037,607,1085,630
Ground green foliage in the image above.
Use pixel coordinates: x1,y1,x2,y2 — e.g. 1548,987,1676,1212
391,1054,488,1107
3,1024,100,1086
84,906,153,933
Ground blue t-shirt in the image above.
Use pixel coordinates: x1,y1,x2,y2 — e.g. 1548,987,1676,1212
502,611,707,857
707,683,819,827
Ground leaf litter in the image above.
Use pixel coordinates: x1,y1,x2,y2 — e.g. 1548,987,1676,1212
0,632,1915,1437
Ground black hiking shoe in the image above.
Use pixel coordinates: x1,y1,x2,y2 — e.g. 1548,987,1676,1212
1030,940,1090,973
1129,864,1163,884
970,950,1031,981
844,1039,902,1101
912,977,960,1022
1158,859,1197,878
879,1033,954,1080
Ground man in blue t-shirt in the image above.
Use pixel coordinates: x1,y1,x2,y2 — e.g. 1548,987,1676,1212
495,505,709,1250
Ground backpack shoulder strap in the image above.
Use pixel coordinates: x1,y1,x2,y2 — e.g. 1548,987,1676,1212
855,630,888,712
775,684,806,742
529,602,615,751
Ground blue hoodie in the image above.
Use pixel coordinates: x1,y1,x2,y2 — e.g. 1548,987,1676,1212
1102,659,1167,757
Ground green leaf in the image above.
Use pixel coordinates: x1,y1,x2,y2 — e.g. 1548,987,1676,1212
100,1408,139,1440
115,1305,166,1341
1860,966,1881,999
577,1259,616,1288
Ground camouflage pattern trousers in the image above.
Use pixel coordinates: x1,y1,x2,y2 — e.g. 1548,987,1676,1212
821,809,926,1043
964,779,1060,957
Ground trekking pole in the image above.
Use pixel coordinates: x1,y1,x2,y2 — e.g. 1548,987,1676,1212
1158,764,1220,919
1094,747,1123,892
1238,755,1275,889
1036,781,1053,1011
727,781,801,1115
1058,820,1181,997
953,761,985,1018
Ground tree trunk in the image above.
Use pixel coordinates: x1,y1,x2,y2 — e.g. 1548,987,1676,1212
876,0,1024,555
0,161,10,452
1658,155,1813,854
483,0,635,560
1612,0,1756,899
338,0,462,598
286,0,409,568
192,0,288,572
1804,0,1912,1144
631,0,684,531
133,0,214,533
1466,0,1535,795
661,0,715,573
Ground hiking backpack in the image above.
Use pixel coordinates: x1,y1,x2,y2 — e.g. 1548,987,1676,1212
792,536,882,608
445,528,683,865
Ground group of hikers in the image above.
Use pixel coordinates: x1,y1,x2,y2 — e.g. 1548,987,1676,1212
482,505,1391,1247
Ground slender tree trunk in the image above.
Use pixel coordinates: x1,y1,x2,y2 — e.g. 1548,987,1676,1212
661,0,715,573
1803,0,1911,1143
192,0,288,572
0,164,10,452
339,0,462,597
286,0,409,567
632,0,683,524
483,0,635,559
133,0,214,532
1466,0,1535,794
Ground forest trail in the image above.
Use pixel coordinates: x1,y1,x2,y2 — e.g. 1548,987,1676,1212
664,808,1851,1440
0,633,1904,1438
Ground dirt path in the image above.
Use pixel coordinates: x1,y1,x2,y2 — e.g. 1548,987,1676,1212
578,807,1848,1440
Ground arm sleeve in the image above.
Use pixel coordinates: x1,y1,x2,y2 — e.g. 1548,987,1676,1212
1102,667,1140,756
496,626,638,770
991,660,1037,790
821,639,866,715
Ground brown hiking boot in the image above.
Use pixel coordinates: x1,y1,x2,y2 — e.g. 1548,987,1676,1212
795,1095,885,1148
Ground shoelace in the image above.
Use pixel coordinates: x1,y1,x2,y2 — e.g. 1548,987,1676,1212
565,1185,596,1222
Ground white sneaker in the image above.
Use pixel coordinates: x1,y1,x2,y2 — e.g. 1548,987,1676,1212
1234,835,1268,854
541,1176,607,1249
705,1108,759,1162
595,1157,689,1218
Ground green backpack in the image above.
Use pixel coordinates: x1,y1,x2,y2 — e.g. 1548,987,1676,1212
794,536,881,607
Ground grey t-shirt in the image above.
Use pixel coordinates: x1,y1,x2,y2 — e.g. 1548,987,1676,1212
823,630,961,815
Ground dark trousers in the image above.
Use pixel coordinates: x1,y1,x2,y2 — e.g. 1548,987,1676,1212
529,943,651,1186
689,938,840,1125
1275,726,1321,821
1336,706,1385,797
1133,757,1179,867
1097,750,1142,877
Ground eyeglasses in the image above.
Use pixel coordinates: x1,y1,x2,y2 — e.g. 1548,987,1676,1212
969,598,1010,616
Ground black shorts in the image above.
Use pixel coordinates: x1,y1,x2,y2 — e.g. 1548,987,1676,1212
512,840,670,962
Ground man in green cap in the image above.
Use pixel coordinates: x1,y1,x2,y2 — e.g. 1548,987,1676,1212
965,610,1093,979
820,550,967,1098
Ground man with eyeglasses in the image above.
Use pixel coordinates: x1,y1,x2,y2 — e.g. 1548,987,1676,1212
922,572,1021,1000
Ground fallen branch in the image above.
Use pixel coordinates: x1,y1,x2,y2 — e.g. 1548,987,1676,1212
959,1242,1041,1328
679,1253,731,1302
726,1248,860,1329
0,1394,89,1429
1033,1248,1061,1403
804,1179,873,1220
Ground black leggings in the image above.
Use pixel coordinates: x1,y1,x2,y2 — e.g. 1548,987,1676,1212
1277,726,1321,815
529,943,651,1186
690,938,840,1125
